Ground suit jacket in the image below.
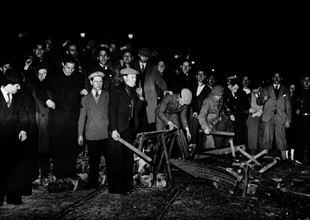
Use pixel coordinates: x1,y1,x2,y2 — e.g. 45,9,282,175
78,89,109,140
155,93,189,128
257,84,292,123
108,83,146,134
132,61,167,123
192,84,211,114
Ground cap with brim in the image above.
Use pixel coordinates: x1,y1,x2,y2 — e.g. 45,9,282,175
88,71,105,80
180,88,192,105
120,67,139,75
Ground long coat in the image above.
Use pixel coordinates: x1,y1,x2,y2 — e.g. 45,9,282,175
0,89,29,196
39,70,84,155
107,83,146,193
132,61,168,124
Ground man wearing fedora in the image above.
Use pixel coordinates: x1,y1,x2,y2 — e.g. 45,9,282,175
78,71,109,190
107,67,146,195
0,69,28,206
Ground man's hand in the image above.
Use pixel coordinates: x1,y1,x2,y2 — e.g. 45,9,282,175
192,112,198,118
112,130,120,141
185,127,191,141
19,131,27,142
285,121,290,128
167,121,177,130
78,135,83,146
46,99,56,109
164,90,173,96
230,115,235,121
80,89,88,96
204,127,212,135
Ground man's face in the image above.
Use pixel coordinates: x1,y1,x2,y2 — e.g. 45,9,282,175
242,76,250,88
272,73,282,84
139,54,149,63
38,68,47,81
124,74,137,87
196,71,206,83
207,75,216,86
62,62,75,76
33,44,45,58
157,61,166,73
98,50,109,65
181,61,191,74
303,77,310,89
68,45,78,57
289,84,296,93
91,76,103,91
123,52,133,64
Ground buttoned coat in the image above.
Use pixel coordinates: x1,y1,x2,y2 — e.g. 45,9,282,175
257,84,292,124
78,90,109,140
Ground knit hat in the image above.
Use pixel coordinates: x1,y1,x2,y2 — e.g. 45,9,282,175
180,88,192,105
211,85,224,96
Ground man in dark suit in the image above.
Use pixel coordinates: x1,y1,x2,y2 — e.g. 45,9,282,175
0,69,28,206
107,67,146,195
257,72,292,162
189,70,211,152
132,47,170,132
78,71,109,189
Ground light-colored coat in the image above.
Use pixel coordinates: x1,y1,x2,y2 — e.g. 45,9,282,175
258,84,292,124
78,90,109,140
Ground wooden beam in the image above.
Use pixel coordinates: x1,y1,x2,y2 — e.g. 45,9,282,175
117,137,152,164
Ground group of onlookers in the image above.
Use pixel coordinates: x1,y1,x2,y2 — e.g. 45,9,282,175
1,33,309,207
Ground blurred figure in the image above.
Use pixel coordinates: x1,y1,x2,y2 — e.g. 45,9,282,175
241,75,251,94
286,83,297,161
26,65,52,185
245,81,263,155
294,74,310,164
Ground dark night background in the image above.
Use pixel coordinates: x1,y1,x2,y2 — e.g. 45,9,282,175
1,2,310,85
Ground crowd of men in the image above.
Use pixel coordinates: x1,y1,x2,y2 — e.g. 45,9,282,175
0,34,309,206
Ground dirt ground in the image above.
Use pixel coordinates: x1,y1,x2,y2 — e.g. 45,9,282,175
1,152,310,220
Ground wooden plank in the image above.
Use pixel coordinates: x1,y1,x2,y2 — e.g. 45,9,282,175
117,137,153,164
202,145,244,155
199,129,235,137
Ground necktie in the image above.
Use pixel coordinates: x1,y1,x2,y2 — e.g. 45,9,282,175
7,94,11,108
141,64,145,73
95,91,99,97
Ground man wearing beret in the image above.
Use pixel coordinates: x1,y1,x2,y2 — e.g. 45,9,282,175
155,88,192,158
78,71,109,190
198,84,224,150
0,69,29,206
107,67,146,194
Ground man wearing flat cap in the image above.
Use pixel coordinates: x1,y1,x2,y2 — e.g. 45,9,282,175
78,71,109,190
198,84,225,150
156,88,192,158
132,46,171,132
107,67,146,194
0,69,29,206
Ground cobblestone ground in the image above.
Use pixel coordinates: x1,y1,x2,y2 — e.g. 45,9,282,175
1,156,310,220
